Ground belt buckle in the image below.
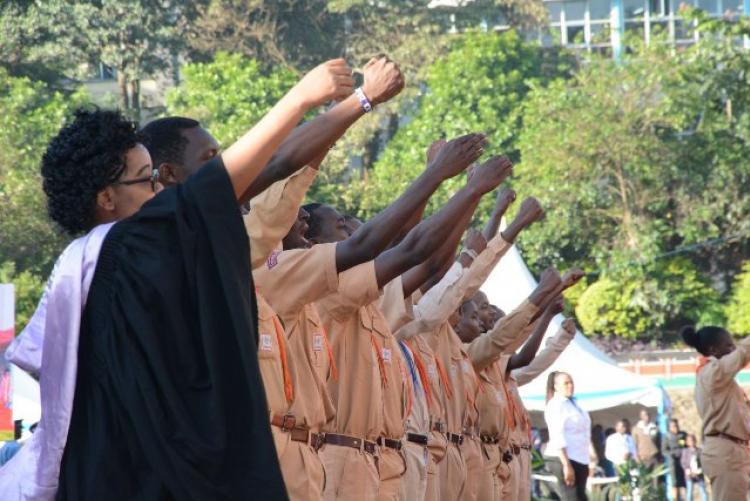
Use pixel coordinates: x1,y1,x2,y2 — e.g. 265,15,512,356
281,413,296,432
503,450,513,463
311,432,324,451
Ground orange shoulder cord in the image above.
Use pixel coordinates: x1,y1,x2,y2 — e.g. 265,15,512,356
271,315,294,404
696,355,709,373
320,324,338,381
406,340,433,409
435,357,454,400
370,334,389,387
498,375,517,429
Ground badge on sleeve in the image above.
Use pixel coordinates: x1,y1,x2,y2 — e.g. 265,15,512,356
260,334,273,351
427,363,438,378
266,251,281,269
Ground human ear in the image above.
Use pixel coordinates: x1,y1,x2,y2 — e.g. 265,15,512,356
96,186,116,212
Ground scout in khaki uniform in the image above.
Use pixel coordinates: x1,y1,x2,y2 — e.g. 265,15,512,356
306,140,503,500
505,319,576,501
681,325,750,500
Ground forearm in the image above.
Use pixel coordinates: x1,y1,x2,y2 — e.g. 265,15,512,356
240,96,364,202
508,311,554,371
482,206,503,241
374,186,481,287
222,91,309,200
466,302,538,371
458,234,512,301
513,327,573,386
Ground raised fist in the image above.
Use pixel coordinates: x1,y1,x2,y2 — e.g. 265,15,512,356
561,268,585,290
561,318,576,336
494,187,516,214
468,155,513,194
538,267,562,297
464,228,487,256
516,197,544,227
428,133,486,180
293,59,354,108
547,295,565,315
362,56,405,106
426,139,447,165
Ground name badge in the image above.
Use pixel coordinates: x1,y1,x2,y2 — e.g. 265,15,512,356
462,360,472,374
450,362,458,375
496,390,505,403
382,347,392,364
260,334,273,351
427,363,438,378
313,334,324,352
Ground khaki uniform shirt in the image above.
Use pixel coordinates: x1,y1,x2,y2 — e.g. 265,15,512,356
245,166,317,269
696,335,750,441
256,292,296,419
478,355,512,442
316,260,397,441
253,243,340,431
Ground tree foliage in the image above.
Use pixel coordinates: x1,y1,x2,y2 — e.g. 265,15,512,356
0,262,45,332
726,262,750,336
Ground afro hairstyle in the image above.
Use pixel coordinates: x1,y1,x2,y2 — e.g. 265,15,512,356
41,108,141,235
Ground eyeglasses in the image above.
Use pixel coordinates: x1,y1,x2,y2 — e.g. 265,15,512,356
113,168,160,193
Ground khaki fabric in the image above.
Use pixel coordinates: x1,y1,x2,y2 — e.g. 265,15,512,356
400,440,429,501
516,449,532,501
271,427,325,501
246,166,317,269
256,292,292,418
696,336,750,442
378,276,414,333
315,260,385,439
478,356,512,440
254,243,340,431
478,443,501,501
438,443,466,501
376,447,407,501
461,436,483,501
425,447,441,501
511,326,573,386
500,455,521,501
704,435,750,500
458,234,511,301
320,444,379,501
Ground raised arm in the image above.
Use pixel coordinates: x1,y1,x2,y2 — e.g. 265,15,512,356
513,319,576,386
335,133,486,272
483,187,516,241
222,59,354,199
507,297,563,372
240,57,403,202
373,153,512,288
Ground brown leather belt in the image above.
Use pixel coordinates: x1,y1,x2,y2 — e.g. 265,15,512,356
407,433,429,445
480,435,499,444
446,432,464,446
324,433,378,454
462,429,477,440
511,445,521,455
270,414,324,449
519,444,532,450
377,437,403,451
706,432,750,446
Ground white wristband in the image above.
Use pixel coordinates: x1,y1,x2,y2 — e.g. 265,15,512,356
462,248,478,260
354,87,373,113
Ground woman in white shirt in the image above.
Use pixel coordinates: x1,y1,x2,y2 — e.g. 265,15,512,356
544,371,591,501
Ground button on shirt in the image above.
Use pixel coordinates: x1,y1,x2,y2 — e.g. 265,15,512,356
605,433,637,466
544,395,591,465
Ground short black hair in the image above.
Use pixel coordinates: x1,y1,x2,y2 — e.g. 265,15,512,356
139,116,200,168
302,202,324,239
681,325,728,356
41,108,140,235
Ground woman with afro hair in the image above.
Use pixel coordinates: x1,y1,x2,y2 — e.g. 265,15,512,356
0,58,355,501
681,325,750,500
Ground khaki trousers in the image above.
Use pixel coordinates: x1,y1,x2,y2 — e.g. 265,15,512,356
439,442,466,501
320,443,379,501
500,452,521,501
400,441,429,501
461,436,483,501
478,443,501,501
426,431,447,501
377,447,407,501
702,436,750,501
517,449,531,501
272,427,325,501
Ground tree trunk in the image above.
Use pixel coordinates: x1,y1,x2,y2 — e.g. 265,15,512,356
130,79,141,120
117,70,129,110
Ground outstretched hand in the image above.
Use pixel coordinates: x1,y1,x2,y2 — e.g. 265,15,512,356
468,155,513,194
426,139,448,166
428,133,486,180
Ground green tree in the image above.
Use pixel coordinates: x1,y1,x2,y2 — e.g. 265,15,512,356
0,68,88,275
357,30,571,219
165,52,297,147
726,262,750,336
0,262,45,332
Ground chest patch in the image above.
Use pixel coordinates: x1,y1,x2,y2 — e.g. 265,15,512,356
313,334,324,352
427,363,438,379
382,347,392,364
462,360,472,375
260,334,273,351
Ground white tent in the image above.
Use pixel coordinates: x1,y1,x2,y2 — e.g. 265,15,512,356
480,244,670,427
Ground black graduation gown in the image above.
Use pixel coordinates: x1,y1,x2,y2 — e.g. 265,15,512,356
56,158,288,500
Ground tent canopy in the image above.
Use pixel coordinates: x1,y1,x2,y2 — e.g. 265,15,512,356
479,243,669,427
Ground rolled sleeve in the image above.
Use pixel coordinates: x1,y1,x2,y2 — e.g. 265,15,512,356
252,243,338,318
465,301,538,371
459,234,512,301
512,326,574,387
708,336,750,387
378,275,415,332
245,166,317,269
316,260,380,322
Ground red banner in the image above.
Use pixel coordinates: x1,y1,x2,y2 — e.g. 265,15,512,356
0,326,14,440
